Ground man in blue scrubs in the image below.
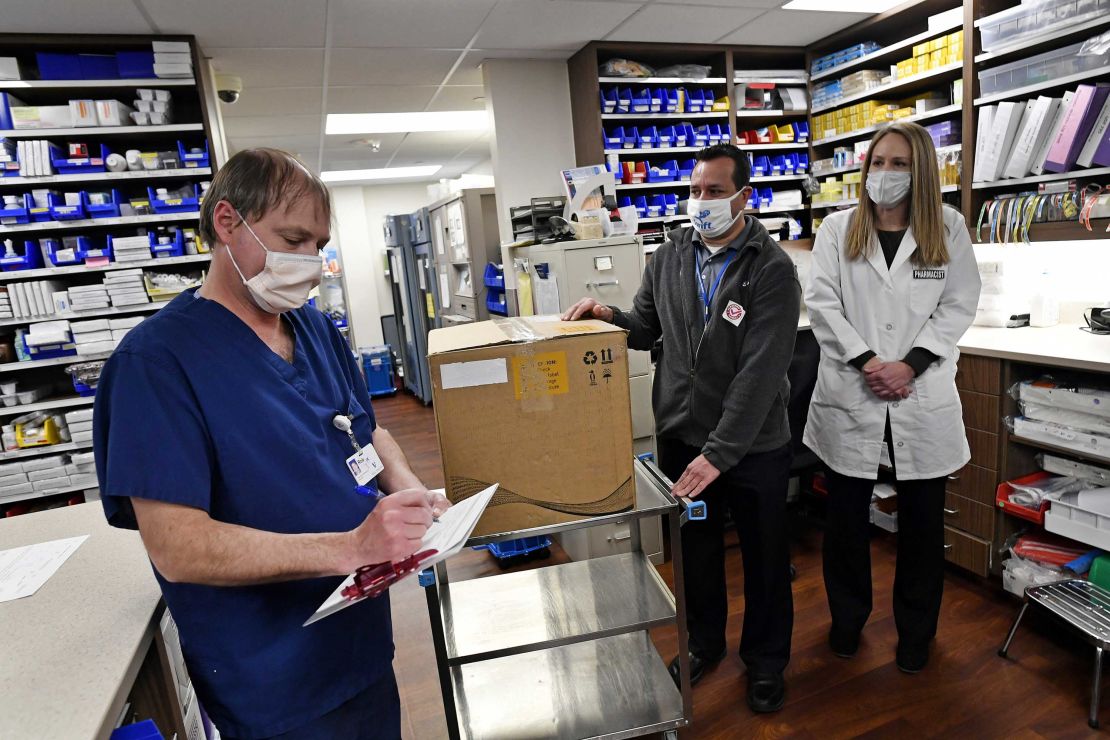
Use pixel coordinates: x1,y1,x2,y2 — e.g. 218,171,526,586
94,148,446,739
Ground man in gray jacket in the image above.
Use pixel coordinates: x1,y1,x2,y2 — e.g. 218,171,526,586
564,144,800,713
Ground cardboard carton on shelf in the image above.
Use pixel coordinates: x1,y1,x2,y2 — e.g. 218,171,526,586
428,317,635,537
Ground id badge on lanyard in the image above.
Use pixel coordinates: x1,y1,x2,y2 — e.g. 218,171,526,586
333,414,384,487
697,249,736,324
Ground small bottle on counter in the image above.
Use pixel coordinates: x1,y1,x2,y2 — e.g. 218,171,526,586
1030,271,1059,328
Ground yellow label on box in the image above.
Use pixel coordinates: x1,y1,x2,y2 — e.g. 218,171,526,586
513,351,569,399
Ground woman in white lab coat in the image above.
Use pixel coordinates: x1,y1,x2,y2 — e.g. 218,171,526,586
804,121,981,674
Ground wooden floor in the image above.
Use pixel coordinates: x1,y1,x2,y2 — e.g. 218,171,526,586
375,392,1105,739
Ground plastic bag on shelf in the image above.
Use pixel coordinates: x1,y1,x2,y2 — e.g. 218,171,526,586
654,64,712,79
1037,453,1110,488
1007,474,1085,508
598,58,655,78
1079,29,1110,57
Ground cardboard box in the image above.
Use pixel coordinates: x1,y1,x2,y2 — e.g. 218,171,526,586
428,317,634,537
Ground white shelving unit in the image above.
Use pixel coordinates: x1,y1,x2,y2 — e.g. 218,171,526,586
811,17,963,82
813,184,959,209
735,109,806,118
812,103,962,146
974,16,1110,64
616,173,806,191
736,143,809,151
811,62,963,115
0,211,201,235
601,112,727,120
0,167,211,187
604,146,702,155
598,76,726,84
974,65,1110,107
0,37,218,514
638,214,689,225
815,163,862,178
972,166,1110,191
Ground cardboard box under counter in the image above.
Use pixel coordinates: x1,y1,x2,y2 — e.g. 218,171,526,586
428,317,634,537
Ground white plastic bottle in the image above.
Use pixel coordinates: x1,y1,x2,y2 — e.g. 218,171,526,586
1029,270,1059,327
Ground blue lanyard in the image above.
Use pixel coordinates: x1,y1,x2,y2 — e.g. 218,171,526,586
696,248,736,324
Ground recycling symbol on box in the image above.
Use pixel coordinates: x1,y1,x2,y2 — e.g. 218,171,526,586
583,351,598,365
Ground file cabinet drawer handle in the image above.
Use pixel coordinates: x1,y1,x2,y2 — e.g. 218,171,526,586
944,507,959,516
587,279,620,288
944,543,954,551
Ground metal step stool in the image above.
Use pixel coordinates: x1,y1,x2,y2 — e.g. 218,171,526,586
998,579,1110,729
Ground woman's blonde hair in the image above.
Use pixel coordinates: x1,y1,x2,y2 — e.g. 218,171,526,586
844,121,949,267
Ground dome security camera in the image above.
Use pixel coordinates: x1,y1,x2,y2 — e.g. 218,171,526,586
215,73,243,105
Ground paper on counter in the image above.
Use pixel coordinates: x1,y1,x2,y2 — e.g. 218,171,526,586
0,535,88,603
305,484,497,626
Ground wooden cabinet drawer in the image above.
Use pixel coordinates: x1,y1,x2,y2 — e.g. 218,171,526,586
944,526,991,577
955,355,1000,395
946,464,999,507
943,492,994,541
959,390,1000,433
968,428,999,471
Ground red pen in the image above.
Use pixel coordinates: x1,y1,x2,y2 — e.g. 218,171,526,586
341,549,439,600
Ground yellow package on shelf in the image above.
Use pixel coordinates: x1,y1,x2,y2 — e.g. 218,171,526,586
16,417,60,448
772,123,795,142
712,95,730,112
892,107,915,119
913,42,929,58
844,171,862,185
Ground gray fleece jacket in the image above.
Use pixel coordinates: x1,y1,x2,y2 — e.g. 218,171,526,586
611,219,801,472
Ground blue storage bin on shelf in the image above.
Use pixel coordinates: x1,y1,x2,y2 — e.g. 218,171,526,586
646,195,663,218
797,153,809,173
621,127,637,149
677,159,695,179
662,88,680,113
657,125,675,148
770,155,786,175
43,237,82,266
149,228,185,257
361,345,396,398
486,292,508,316
637,126,658,150
110,718,163,740
117,50,156,79
759,187,774,206
630,89,651,113
648,88,662,113
633,195,648,217
148,184,199,214
35,52,82,80
707,124,724,145
84,189,123,219
52,143,110,175
675,124,691,147
752,156,771,177
474,536,551,563
78,54,118,80
616,88,632,114
687,89,707,113
483,262,505,290
664,193,679,216
177,141,210,169
49,192,87,221
0,240,44,271
0,194,32,224
28,196,53,223
646,161,676,183
76,236,112,264
599,88,618,114
604,127,623,149
691,125,710,148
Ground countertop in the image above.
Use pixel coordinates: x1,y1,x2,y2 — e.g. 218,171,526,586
958,323,1110,374
0,503,160,740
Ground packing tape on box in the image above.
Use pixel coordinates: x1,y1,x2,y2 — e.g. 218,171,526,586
448,476,635,516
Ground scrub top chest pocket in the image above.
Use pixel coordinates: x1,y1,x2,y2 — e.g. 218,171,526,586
910,267,947,314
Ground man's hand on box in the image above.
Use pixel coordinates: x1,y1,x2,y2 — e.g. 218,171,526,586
672,455,720,499
561,298,614,323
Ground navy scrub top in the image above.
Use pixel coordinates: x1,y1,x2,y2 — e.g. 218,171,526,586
94,288,392,739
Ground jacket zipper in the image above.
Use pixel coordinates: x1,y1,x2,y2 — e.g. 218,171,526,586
687,248,749,411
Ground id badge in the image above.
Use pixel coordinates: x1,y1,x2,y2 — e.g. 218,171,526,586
346,444,384,486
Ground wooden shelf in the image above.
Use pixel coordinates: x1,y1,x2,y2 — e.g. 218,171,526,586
974,65,1110,107
975,16,1110,65
971,166,1110,191
1011,435,1110,467
811,62,962,115
0,211,199,235
811,17,963,82
0,123,204,138
0,168,211,187
812,103,961,146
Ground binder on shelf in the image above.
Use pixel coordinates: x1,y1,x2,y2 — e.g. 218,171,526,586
1032,91,1075,176
1076,94,1110,169
1003,97,1060,180
1044,84,1110,174
973,105,996,183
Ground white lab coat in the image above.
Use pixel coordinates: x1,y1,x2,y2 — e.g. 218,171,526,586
803,205,982,480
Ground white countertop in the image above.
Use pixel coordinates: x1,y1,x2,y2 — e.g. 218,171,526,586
0,503,160,740
959,323,1110,373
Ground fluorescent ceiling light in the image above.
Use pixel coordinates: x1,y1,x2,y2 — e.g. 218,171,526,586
326,111,487,135
320,165,442,183
782,0,902,11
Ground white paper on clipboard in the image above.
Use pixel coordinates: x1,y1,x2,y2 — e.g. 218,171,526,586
305,484,497,626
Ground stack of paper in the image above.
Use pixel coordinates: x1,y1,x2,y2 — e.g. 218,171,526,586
6,279,66,320
109,314,145,343
67,284,110,312
111,236,152,263
152,41,193,79
105,270,149,307
70,318,115,356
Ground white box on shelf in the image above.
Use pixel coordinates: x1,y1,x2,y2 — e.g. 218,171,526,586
152,41,190,53
27,467,68,483
0,482,33,497
33,476,71,492
21,455,66,473
69,100,98,128
95,100,135,127
0,57,21,80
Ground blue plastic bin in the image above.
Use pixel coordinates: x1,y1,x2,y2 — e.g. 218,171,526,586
178,141,210,169
483,262,505,290
475,536,551,561
0,240,44,271
616,89,632,114
148,184,199,214
117,51,156,79
52,144,110,175
636,126,657,149
77,236,112,263
43,237,82,266
486,291,507,316
49,192,86,221
36,52,81,80
361,345,396,397
78,54,118,80
599,88,617,114
85,189,123,219
0,193,31,224
110,719,163,740
149,228,185,257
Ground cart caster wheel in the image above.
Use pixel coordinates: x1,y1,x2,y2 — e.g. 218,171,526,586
664,730,679,740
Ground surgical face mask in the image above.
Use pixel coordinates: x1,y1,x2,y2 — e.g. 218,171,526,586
866,170,912,207
225,210,322,314
686,189,746,239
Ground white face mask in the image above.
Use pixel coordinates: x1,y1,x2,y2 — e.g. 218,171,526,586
225,210,322,314
866,170,912,207
686,189,746,239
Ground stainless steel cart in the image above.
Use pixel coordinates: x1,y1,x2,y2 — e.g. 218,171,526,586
422,456,698,740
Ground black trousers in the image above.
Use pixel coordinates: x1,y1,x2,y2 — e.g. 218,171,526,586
822,427,947,652
658,438,794,674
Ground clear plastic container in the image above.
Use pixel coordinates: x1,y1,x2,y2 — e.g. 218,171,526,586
977,38,1109,96
978,0,1110,54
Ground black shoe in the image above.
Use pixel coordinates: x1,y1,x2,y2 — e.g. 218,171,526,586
829,628,860,658
668,649,726,687
896,645,929,674
747,671,786,713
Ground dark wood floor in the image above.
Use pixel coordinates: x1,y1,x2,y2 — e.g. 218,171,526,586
375,392,1105,739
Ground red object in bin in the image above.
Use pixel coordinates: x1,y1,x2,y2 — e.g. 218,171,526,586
996,471,1054,526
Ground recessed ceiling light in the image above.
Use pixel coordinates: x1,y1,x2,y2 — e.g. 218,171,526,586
325,111,487,135
782,0,902,11
320,165,442,183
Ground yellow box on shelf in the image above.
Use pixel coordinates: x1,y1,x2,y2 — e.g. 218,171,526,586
771,123,794,142
712,95,730,112
892,107,915,119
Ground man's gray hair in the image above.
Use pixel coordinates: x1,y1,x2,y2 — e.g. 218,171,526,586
199,148,332,247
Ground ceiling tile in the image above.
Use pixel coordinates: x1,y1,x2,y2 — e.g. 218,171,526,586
222,114,321,137
330,0,497,48
221,87,323,118
472,1,641,51
607,4,766,43
324,133,408,152
426,86,487,112
716,9,870,45
141,0,327,48
328,48,460,86
0,0,154,34
325,85,438,114
209,48,325,88
227,134,323,155
662,0,784,7
320,153,398,171
393,131,490,159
